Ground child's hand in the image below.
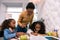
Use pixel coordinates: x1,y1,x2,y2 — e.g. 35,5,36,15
16,32,26,37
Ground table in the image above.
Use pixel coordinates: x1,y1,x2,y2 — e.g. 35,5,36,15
44,36,59,40
18,35,59,40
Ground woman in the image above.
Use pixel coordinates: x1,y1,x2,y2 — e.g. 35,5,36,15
16,2,35,34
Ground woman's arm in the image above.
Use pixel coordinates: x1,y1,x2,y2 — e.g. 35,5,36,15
30,14,34,25
17,13,23,26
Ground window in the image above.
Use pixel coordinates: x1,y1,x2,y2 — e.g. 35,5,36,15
6,7,38,26
6,7,23,26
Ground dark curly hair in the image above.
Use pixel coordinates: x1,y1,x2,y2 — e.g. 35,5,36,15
1,19,15,31
29,21,46,34
26,2,35,9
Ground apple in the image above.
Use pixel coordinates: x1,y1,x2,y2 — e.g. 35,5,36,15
20,35,27,40
51,32,57,37
47,32,52,36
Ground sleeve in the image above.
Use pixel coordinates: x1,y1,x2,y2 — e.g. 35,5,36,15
27,29,33,35
17,13,23,26
30,14,34,25
4,29,16,39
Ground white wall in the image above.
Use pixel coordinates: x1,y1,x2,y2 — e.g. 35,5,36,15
2,0,28,3
0,1,7,25
37,0,45,19
2,0,29,10
37,0,60,37
0,0,29,25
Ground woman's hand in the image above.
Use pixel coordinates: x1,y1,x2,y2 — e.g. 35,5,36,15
19,23,27,28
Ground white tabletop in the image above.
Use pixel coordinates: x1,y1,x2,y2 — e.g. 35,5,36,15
30,35,48,40
18,35,59,40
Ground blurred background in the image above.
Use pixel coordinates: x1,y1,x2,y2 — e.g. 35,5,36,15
0,0,60,39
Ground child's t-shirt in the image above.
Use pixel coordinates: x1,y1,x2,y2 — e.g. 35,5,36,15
27,29,33,35
27,29,48,40
30,35,48,40
4,29,16,40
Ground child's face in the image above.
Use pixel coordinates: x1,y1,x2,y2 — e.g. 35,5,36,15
35,24,41,32
9,20,16,28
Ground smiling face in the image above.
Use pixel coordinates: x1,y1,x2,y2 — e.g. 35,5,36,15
35,24,41,32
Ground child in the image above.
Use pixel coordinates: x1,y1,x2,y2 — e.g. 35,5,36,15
1,19,17,40
27,21,46,36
